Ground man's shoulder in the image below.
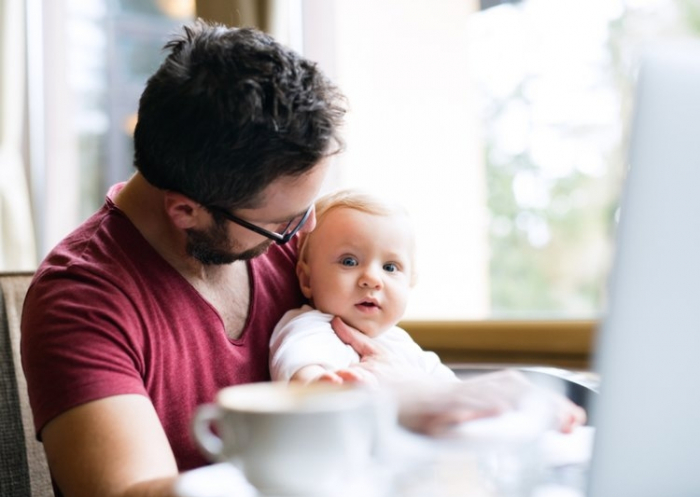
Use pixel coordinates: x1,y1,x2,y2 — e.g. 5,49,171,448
29,210,174,312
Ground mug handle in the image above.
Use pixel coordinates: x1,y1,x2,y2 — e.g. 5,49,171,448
192,403,225,461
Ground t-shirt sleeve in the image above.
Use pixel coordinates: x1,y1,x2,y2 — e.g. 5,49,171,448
21,268,148,438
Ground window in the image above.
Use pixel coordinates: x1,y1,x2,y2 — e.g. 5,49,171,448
300,0,700,321
30,0,700,327
28,0,193,253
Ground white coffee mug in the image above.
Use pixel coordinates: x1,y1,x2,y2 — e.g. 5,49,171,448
192,382,379,496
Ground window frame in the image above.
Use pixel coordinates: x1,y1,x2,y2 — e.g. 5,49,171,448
401,319,596,369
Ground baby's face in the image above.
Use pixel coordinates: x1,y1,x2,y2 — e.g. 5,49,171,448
299,207,414,337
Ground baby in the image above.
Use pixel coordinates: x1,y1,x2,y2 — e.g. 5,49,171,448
269,189,457,384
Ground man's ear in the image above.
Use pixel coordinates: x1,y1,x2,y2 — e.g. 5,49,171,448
163,191,203,229
296,261,313,299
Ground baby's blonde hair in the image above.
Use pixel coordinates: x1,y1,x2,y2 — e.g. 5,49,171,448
298,188,417,284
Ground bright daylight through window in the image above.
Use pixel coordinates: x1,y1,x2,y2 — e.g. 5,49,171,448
304,0,700,320
51,0,700,320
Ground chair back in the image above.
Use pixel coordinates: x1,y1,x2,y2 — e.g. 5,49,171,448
0,271,54,497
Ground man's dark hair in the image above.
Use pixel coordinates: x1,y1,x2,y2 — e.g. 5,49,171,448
133,20,346,209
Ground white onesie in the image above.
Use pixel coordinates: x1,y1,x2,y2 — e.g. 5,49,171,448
269,304,458,382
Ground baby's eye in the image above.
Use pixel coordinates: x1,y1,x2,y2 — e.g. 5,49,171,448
341,257,358,267
383,263,399,273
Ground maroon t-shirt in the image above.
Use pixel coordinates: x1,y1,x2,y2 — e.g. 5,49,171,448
21,186,305,471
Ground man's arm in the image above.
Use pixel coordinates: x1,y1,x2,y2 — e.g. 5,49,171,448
41,394,179,497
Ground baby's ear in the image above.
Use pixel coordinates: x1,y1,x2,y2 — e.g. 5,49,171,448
296,261,313,299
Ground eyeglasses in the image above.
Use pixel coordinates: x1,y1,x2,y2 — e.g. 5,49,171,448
206,204,313,245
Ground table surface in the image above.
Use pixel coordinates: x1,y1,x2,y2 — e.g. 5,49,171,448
175,419,595,497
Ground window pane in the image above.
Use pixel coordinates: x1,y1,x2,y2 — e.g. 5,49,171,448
63,0,194,225
115,0,195,19
50,0,699,320
470,1,623,318
303,0,699,320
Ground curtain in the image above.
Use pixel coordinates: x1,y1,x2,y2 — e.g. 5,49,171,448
0,0,37,270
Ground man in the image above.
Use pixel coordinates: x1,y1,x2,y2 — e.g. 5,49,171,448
21,20,584,497
21,21,346,497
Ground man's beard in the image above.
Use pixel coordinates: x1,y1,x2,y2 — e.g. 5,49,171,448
185,221,272,265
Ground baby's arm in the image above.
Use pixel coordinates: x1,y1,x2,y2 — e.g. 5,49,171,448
270,307,361,382
291,365,344,384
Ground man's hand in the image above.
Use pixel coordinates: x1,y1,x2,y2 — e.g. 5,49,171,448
331,317,586,435
331,317,427,384
393,370,587,436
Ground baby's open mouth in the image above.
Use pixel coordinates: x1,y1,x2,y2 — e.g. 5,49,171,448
357,300,379,308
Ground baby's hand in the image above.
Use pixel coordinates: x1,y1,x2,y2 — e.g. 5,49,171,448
313,371,344,384
334,367,379,387
290,365,343,385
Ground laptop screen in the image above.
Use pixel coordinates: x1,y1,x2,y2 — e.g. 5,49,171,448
587,40,700,497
